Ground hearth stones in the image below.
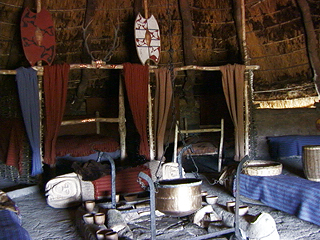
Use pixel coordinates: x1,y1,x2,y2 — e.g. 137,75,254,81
246,212,279,240
45,173,81,208
45,173,95,208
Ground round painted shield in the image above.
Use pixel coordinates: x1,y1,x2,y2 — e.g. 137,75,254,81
134,13,161,65
20,7,56,66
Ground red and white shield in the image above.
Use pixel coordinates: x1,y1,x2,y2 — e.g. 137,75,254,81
134,13,161,65
20,8,56,66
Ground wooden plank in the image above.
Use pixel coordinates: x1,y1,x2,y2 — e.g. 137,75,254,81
0,64,259,75
61,117,120,125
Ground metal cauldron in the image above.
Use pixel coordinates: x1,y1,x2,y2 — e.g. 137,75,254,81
155,178,202,217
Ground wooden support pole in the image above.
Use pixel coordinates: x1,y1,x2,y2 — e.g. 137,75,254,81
148,80,155,160
36,0,44,165
0,64,259,75
296,0,320,95
61,118,121,125
233,0,251,157
118,75,127,161
173,121,179,163
95,111,100,134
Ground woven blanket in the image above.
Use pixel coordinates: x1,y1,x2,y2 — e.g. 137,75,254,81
92,165,151,198
56,134,119,157
0,119,26,173
238,172,320,226
267,135,320,158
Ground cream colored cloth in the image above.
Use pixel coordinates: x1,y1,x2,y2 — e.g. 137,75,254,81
220,64,246,161
153,67,173,160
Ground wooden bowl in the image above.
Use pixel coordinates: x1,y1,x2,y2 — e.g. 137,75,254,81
205,195,218,205
233,205,249,216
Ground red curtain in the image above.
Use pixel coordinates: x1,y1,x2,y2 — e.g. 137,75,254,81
1,119,26,173
123,63,150,159
43,63,70,165
220,64,246,161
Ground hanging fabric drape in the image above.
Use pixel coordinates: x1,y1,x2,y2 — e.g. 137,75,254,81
220,64,246,161
5,119,26,173
123,63,150,159
153,67,173,160
43,63,70,165
16,67,42,176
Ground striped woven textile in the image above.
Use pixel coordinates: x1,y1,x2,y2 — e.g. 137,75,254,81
267,135,320,158
92,165,151,198
238,173,320,226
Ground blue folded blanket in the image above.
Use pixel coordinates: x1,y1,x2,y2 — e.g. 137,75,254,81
267,135,320,158
239,173,320,226
0,210,31,240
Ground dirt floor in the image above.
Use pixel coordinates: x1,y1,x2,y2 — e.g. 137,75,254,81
3,173,320,240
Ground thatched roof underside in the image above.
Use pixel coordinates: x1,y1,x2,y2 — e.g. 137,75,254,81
254,96,320,109
1,0,320,104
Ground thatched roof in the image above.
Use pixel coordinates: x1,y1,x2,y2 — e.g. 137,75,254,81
0,0,320,104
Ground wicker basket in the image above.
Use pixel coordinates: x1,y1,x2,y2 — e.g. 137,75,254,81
242,160,282,176
303,145,320,182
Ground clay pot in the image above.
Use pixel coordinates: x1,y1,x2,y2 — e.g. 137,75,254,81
83,213,94,224
94,212,105,226
85,200,95,212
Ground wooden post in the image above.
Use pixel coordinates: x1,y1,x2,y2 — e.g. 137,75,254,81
143,0,149,19
148,77,155,160
118,75,126,161
296,0,320,95
36,0,44,166
234,0,250,157
173,121,179,163
142,0,155,160
240,0,251,157
95,111,100,134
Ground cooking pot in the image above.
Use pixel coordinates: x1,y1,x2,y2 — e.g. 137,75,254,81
155,178,202,217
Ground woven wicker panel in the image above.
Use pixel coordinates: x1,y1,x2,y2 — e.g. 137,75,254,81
242,160,283,176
